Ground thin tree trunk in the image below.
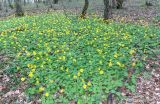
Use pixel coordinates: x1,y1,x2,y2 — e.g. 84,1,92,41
80,0,89,18
8,0,14,9
104,0,110,20
4,0,8,12
15,0,24,16
54,0,58,4
112,0,117,8
24,0,26,6
0,2,2,10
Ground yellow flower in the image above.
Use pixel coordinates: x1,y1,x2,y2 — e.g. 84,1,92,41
87,81,91,86
27,64,31,68
108,61,112,67
66,68,69,72
45,43,48,46
99,70,104,74
60,66,64,70
66,30,70,35
39,86,45,92
129,49,135,55
114,53,118,58
59,56,66,61
99,60,102,64
28,72,33,78
40,65,44,68
117,62,124,67
21,77,25,81
33,51,36,55
36,57,40,60
49,80,54,83
117,62,121,66
31,69,35,72
33,64,36,69
17,67,20,70
38,51,42,55
120,44,125,47
121,64,125,67
55,50,59,53
47,47,51,52
17,52,21,57
60,89,64,93
73,59,76,62
45,92,49,97
132,62,136,67
81,79,85,82
22,47,25,51
96,49,102,54
73,75,77,79
36,80,39,85
80,68,84,73
83,84,87,89
78,72,81,77
26,52,31,56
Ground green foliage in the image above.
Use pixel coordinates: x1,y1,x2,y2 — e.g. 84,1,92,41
0,13,159,103
41,96,54,104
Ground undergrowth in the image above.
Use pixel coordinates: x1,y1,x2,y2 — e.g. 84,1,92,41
0,13,159,103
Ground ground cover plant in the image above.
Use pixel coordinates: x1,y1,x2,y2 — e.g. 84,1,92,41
0,13,160,103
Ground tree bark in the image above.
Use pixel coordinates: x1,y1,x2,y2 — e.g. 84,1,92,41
145,0,153,6
112,0,117,8
54,0,58,4
80,0,89,18
15,0,24,16
0,2,2,10
104,0,110,20
8,0,14,9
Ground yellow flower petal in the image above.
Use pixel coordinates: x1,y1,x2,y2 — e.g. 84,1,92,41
21,77,25,81
39,86,45,92
80,68,84,73
129,49,135,55
132,62,136,67
60,89,64,93
28,72,33,78
83,84,87,89
109,61,112,67
73,75,77,79
78,72,81,77
45,92,49,97
114,53,118,58
99,70,104,75
87,81,91,86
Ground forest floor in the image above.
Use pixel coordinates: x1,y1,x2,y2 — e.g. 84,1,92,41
0,3,160,104
0,2,160,26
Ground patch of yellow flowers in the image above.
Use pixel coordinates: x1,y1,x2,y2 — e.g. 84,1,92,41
1,13,158,100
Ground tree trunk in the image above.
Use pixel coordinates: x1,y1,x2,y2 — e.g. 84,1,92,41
8,0,14,9
145,0,153,6
104,0,110,20
15,0,24,16
112,0,117,8
0,2,2,10
4,0,8,12
80,0,89,18
24,0,26,6
54,0,58,4
116,0,123,9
